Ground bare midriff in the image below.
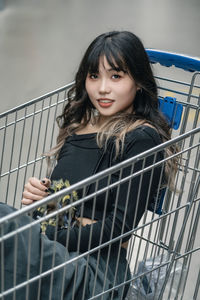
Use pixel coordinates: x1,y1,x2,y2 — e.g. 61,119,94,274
76,217,128,249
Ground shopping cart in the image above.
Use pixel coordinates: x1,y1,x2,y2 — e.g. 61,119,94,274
0,51,200,300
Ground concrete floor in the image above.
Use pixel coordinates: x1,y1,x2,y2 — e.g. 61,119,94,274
0,0,200,113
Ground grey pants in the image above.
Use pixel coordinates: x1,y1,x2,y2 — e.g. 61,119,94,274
0,203,130,300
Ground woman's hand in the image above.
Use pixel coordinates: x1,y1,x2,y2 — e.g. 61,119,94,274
22,177,51,205
76,217,97,227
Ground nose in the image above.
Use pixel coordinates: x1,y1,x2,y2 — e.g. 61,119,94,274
99,78,111,94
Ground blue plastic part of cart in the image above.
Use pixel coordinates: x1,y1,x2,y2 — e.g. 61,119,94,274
146,49,200,72
144,49,195,214
149,96,183,215
145,49,190,215
148,188,166,215
158,97,183,130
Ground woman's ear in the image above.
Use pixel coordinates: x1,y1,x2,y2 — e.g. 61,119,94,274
135,83,141,92
136,86,142,92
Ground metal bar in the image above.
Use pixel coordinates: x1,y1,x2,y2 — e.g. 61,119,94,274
0,99,66,131
155,75,200,89
4,111,17,204
157,174,200,299
12,106,27,207
0,83,73,118
1,63,200,299
193,268,200,300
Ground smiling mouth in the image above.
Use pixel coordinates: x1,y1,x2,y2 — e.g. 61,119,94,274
98,99,113,103
97,99,114,107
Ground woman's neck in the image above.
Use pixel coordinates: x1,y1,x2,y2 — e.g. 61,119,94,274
75,121,99,135
75,115,107,135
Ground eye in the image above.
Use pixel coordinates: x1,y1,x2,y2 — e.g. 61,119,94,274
89,73,98,79
112,74,121,79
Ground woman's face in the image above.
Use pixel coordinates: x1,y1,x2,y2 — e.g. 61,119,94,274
85,56,139,121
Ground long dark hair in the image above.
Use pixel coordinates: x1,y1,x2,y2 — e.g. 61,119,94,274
47,31,177,186
56,31,169,144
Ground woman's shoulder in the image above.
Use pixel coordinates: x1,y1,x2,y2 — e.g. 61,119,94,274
124,125,162,152
127,124,161,140
110,125,164,163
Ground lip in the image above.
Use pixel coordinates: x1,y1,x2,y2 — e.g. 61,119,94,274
97,98,114,108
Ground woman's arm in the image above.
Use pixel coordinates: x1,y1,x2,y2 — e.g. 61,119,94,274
45,127,163,253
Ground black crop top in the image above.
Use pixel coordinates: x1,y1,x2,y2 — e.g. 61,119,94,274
51,133,102,187
46,126,164,253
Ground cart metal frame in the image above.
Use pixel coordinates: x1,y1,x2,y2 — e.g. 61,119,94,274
0,51,200,299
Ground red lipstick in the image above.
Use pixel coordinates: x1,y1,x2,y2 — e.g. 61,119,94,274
97,99,114,108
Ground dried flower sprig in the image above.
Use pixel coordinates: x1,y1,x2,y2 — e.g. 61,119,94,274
33,179,79,234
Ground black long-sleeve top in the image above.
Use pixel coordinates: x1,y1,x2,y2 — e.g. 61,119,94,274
47,126,163,253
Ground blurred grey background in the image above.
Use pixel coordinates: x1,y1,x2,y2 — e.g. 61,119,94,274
0,3,200,299
0,0,200,113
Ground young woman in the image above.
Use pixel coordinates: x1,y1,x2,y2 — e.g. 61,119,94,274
1,31,177,300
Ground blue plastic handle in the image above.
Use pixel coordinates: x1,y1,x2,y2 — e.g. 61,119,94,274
146,49,200,72
158,97,183,130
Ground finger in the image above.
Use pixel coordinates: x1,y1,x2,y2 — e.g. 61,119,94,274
24,182,48,197
76,217,97,226
22,190,46,202
21,198,34,205
30,177,47,189
28,177,49,193
40,178,51,188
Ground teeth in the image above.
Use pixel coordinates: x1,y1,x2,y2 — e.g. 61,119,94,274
99,100,112,103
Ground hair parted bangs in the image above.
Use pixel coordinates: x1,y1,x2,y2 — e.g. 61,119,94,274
86,40,128,75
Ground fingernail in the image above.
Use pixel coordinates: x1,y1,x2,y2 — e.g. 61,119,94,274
47,188,53,194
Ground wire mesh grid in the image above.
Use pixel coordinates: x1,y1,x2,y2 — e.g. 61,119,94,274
0,67,200,299
0,83,73,208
